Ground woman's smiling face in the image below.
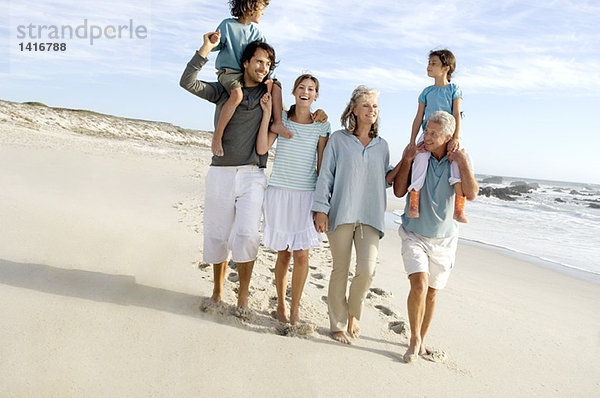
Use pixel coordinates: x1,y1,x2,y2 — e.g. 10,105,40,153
293,78,318,106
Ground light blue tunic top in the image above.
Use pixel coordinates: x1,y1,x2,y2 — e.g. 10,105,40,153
401,155,458,238
418,82,463,133
269,111,331,191
212,18,267,71
312,130,392,238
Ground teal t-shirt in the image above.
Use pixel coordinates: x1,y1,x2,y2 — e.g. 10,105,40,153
418,83,462,133
401,155,457,238
212,18,267,71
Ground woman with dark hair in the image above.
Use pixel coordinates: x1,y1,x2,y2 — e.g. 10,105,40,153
257,74,330,326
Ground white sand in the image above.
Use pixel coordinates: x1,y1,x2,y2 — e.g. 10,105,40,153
1,101,599,396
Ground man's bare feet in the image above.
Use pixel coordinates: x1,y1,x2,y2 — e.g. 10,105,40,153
276,304,289,323
403,336,421,363
271,122,293,139
332,331,351,345
211,137,224,157
347,316,360,338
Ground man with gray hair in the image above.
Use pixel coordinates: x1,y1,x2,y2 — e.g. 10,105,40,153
393,110,478,362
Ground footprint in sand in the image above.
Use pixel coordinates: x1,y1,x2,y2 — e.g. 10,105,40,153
197,262,210,271
310,281,325,289
375,305,396,317
389,320,408,336
369,287,393,297
227,272,239,282
421,348,448,363
276,323,315,337
228,261,237,270
311,273,325,280
321,295,328,303
309,265,317,270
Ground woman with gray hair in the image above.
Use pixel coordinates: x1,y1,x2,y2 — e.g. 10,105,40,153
312,85,398,344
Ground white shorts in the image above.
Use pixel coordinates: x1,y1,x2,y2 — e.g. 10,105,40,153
397,225,458,290
262,186,321,252
203,165,266,264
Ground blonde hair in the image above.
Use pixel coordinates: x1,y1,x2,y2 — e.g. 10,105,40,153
340,85,379,138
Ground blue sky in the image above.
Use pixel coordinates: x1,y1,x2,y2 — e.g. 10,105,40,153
1,0,599,184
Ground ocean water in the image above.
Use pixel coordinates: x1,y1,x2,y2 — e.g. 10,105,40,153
386,175,600,283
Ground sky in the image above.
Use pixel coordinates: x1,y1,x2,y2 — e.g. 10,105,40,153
1,0,599,184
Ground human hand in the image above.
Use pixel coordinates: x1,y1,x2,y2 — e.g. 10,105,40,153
403,143,419,162
260,92,272,114
312,109,328,123
203,29,221,50
313,212,328,233
447,148,467,164
447,138,460,152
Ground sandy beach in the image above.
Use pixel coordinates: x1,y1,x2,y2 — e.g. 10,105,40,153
1,101,599,397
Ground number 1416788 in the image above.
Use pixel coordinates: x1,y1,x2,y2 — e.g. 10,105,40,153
19,42,67,51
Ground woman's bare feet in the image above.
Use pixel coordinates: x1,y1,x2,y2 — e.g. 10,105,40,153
332,331,351,345
347,316,360,338
276,304,289,323
290,310,301,326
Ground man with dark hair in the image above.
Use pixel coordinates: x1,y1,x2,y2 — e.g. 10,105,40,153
180,34,274,316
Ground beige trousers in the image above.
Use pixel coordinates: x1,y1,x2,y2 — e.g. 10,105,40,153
327,223,380,332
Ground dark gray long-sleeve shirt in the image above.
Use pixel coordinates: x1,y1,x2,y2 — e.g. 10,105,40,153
179,52,268,168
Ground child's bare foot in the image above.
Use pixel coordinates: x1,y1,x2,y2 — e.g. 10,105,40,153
265,78,273,94
453,210,468,223
407,190,420,218
332,331,351,345
212,137,224,157
271,122,293,139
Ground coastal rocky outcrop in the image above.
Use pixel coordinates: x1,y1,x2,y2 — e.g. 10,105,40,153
479,182,539,201
481,176,503,184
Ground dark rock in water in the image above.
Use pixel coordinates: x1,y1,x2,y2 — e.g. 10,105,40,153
589,203,600,209
570,190,581,195
555,198,566,203
510,180,528,187
482,176,503,184
479,186,517,201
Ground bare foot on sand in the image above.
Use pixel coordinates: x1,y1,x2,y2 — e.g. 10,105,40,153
277,304,289,323
211,290,222,304
347,316,360,338
332,331,351,345
290,311,300,326
403,337,421,363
